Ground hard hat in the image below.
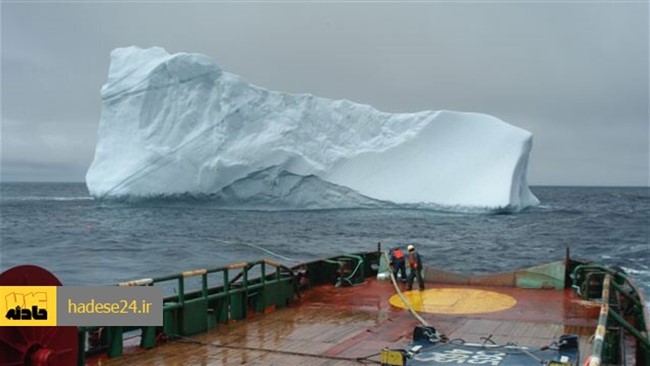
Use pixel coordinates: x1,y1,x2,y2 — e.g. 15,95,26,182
407,244,414,251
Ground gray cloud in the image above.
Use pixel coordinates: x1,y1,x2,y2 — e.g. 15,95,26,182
1,2,648,185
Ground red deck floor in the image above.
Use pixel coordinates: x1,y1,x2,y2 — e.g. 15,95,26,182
87,277,600,365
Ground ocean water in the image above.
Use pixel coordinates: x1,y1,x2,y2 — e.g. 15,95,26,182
0,183,648,303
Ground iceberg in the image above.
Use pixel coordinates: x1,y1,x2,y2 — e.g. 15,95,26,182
86,46,539,212
210,166,388,210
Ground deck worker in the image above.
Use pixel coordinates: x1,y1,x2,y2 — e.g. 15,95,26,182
406,244,425,291
389,247,407,282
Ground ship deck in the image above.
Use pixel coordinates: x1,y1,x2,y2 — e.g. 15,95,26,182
87,277,601,365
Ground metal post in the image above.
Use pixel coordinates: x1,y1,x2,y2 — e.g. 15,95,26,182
178,277,185,305
565,246,570,263
202,273,208,299
243,267,248,288
223,269,229,293
608,308,650,348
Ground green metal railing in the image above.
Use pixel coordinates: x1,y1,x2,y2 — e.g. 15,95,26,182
572,264,649,365
77,259,298,365
78,251,381,366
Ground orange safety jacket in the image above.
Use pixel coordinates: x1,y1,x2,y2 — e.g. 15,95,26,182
408,251,422,269
393,249,404,260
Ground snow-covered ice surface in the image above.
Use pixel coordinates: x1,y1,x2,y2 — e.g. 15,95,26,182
86,46,539,212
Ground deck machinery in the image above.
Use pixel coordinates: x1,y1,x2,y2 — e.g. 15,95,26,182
0,249,648,366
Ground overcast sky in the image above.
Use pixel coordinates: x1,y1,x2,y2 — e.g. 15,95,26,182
1,1,648,186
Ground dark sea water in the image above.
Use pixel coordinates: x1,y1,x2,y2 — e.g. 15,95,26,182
1,183,648,305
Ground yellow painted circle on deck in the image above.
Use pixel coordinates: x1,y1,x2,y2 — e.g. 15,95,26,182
389,288,517,314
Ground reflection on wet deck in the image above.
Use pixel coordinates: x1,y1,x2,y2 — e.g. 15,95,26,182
88,278,599,365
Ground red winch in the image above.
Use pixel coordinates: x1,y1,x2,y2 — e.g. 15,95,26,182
0,265,78,366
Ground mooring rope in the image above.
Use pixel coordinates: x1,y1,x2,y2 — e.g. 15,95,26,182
382,251,448,343
382,252,430,326
212,238,297,262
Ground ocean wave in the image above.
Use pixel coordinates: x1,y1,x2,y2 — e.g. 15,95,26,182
621,266,650,277
1,196,93,202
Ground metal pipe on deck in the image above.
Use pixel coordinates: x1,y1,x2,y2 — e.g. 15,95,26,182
588,274,611,366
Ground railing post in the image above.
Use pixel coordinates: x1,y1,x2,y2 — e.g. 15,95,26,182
224,269,229,293
106,326,123,358
77,329,86,366
243,266,248,288
221,269,230,323
202,273,208,299
178,277,185,305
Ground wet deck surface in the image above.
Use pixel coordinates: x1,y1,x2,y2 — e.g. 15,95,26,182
87,278,600,365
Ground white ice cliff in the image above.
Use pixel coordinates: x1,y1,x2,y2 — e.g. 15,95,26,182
86,46,539,211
